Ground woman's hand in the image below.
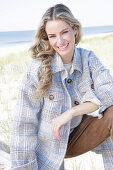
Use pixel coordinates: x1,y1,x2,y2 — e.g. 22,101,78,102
51,102,99,139
51,110,72,139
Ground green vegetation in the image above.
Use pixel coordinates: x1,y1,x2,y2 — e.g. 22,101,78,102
0,50,29,66
79,33,113,70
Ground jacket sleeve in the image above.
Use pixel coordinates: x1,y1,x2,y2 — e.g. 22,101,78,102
87,51,113,116
10,72,43,169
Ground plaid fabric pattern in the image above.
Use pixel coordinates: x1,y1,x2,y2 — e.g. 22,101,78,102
10,46,113,169
93,137,113,170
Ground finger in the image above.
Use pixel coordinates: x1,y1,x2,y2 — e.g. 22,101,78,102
54,129,61,139
51,124,61,139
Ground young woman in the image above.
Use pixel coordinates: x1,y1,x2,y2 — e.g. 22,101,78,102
10,4,113,170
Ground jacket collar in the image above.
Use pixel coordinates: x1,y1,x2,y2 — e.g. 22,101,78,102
51,46,82,74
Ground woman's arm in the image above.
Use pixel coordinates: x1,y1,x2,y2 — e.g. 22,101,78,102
51,101,99,139
88,51,113,113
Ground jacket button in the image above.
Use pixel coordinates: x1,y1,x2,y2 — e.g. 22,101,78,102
67,79,72,83
91,84,94,89
74,101,79,105
49,95,54,100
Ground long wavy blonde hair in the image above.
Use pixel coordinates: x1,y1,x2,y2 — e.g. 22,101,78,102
30,3,82,100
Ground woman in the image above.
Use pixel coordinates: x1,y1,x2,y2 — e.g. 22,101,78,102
10,3,113,170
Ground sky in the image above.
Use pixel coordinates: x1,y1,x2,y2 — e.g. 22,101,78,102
0,0,113,31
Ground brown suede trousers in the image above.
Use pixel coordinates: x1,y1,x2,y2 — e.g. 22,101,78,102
65,106,113,158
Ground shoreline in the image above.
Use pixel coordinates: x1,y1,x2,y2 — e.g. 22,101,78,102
0,43,32,57
0,32,113,57
82,31,113,39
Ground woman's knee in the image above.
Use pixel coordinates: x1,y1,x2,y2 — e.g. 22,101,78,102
92,136,113,153
103,105,113,118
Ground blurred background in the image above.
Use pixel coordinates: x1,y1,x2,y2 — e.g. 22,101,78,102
0,0,113,50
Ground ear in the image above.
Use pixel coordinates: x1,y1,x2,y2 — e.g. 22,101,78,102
73,27,78,35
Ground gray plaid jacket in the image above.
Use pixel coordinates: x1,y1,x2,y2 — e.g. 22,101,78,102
10,47,113,169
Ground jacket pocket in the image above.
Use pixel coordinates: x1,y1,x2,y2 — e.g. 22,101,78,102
40,91,64,122
44,91,64,109
78,78,94,94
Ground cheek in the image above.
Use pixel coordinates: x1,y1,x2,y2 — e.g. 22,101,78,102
65,33,75,42
49,40,56,47
70,34,75,42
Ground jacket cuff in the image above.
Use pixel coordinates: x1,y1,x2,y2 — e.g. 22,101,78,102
81,97,106,119
87,108,103,119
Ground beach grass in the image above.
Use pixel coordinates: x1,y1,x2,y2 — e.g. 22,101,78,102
0,33,113,169
79,33,113,71
0,50,29,66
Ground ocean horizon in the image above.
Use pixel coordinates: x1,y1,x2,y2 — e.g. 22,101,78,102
0,25,113,47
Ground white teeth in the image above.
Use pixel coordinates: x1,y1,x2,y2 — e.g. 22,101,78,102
58,44,68,49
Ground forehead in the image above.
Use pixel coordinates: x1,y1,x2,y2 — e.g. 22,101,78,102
45,19,71,34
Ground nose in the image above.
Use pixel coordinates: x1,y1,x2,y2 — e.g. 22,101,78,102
57,35,64,45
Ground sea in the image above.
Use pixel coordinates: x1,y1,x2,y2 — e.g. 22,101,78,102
0,25,113,47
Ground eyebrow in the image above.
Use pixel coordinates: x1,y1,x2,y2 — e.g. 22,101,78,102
47,28,69,36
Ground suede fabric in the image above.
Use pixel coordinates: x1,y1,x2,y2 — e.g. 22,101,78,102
65,106,113,158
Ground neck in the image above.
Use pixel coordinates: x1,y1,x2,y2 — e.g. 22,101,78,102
61,47,75,64
62,55,73,64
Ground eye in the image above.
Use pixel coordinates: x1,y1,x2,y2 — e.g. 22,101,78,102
63,31,68,34
48,35,56,39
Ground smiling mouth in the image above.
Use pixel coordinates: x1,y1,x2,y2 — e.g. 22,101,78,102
57,44,69,50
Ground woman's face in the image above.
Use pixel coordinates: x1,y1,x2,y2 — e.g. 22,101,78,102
45,19,77,63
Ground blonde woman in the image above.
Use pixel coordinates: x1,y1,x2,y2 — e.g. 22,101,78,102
10,4,113,170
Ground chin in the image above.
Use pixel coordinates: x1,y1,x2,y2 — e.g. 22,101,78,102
59,52,70,59
60,49,71,55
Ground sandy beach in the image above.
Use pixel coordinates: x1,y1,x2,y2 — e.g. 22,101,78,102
0,43,31,57
82,31,113,39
